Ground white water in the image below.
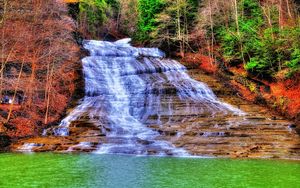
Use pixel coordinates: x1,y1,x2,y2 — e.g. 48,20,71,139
52,39,243,156
18,143,44,153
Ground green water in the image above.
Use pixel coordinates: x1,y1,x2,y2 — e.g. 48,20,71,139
0,153,299,188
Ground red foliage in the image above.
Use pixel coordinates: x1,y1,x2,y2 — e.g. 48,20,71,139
0,0,80,138
227,66,300,119
182,53,217,73
7,118,35,138
230,80,256,101
269,80,300,117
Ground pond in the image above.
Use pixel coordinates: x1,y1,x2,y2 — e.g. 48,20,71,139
0,153,299,188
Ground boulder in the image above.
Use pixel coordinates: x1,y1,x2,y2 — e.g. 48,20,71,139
0,134,11,150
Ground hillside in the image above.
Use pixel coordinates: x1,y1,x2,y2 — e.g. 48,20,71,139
0,0,299,148
0,0,81,147
69,0,300,122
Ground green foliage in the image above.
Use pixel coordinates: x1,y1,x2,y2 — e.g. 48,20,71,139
216,0,300,78
217,0,263,62
106,0,120,13
217,27,241,61
251,27,300,77
79,0,108,36
136,0,165,41
136,0,198,47
79,0,120,37
286,48,300,77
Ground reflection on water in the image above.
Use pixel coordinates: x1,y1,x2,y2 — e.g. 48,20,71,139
0,153,299,188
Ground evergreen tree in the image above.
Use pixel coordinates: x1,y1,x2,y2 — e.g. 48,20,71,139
136,0,164,41
79,0,108,37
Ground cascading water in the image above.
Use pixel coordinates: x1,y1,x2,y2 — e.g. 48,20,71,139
51,38,243,156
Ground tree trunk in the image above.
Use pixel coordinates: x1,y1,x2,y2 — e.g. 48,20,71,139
6,58,24,123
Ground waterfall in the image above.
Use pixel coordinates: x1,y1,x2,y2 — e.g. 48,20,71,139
52,38,243,156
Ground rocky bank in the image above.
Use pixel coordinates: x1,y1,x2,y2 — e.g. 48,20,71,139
11,63,300,160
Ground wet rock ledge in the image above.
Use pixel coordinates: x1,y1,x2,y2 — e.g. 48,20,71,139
10,66,300,160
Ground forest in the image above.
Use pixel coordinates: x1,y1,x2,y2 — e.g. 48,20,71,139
76,0,300,77
0,0,80,139
0,1,300,187
0,0,299,144
74,0,300,118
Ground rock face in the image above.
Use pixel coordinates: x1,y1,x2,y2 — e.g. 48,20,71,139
0,134,11,150
11,40,300,160
155,70,300,159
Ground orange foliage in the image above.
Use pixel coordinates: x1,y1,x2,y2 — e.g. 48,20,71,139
230,80,256,101
269,80,300,117
182,53,217,73
229,65,247,76
7,118,36,138
227,66,300,119
63,0,79,3
0,0,80,138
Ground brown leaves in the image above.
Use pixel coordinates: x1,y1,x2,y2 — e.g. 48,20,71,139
0,0,80,137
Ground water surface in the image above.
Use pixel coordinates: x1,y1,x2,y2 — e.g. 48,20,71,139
0,153,299,188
